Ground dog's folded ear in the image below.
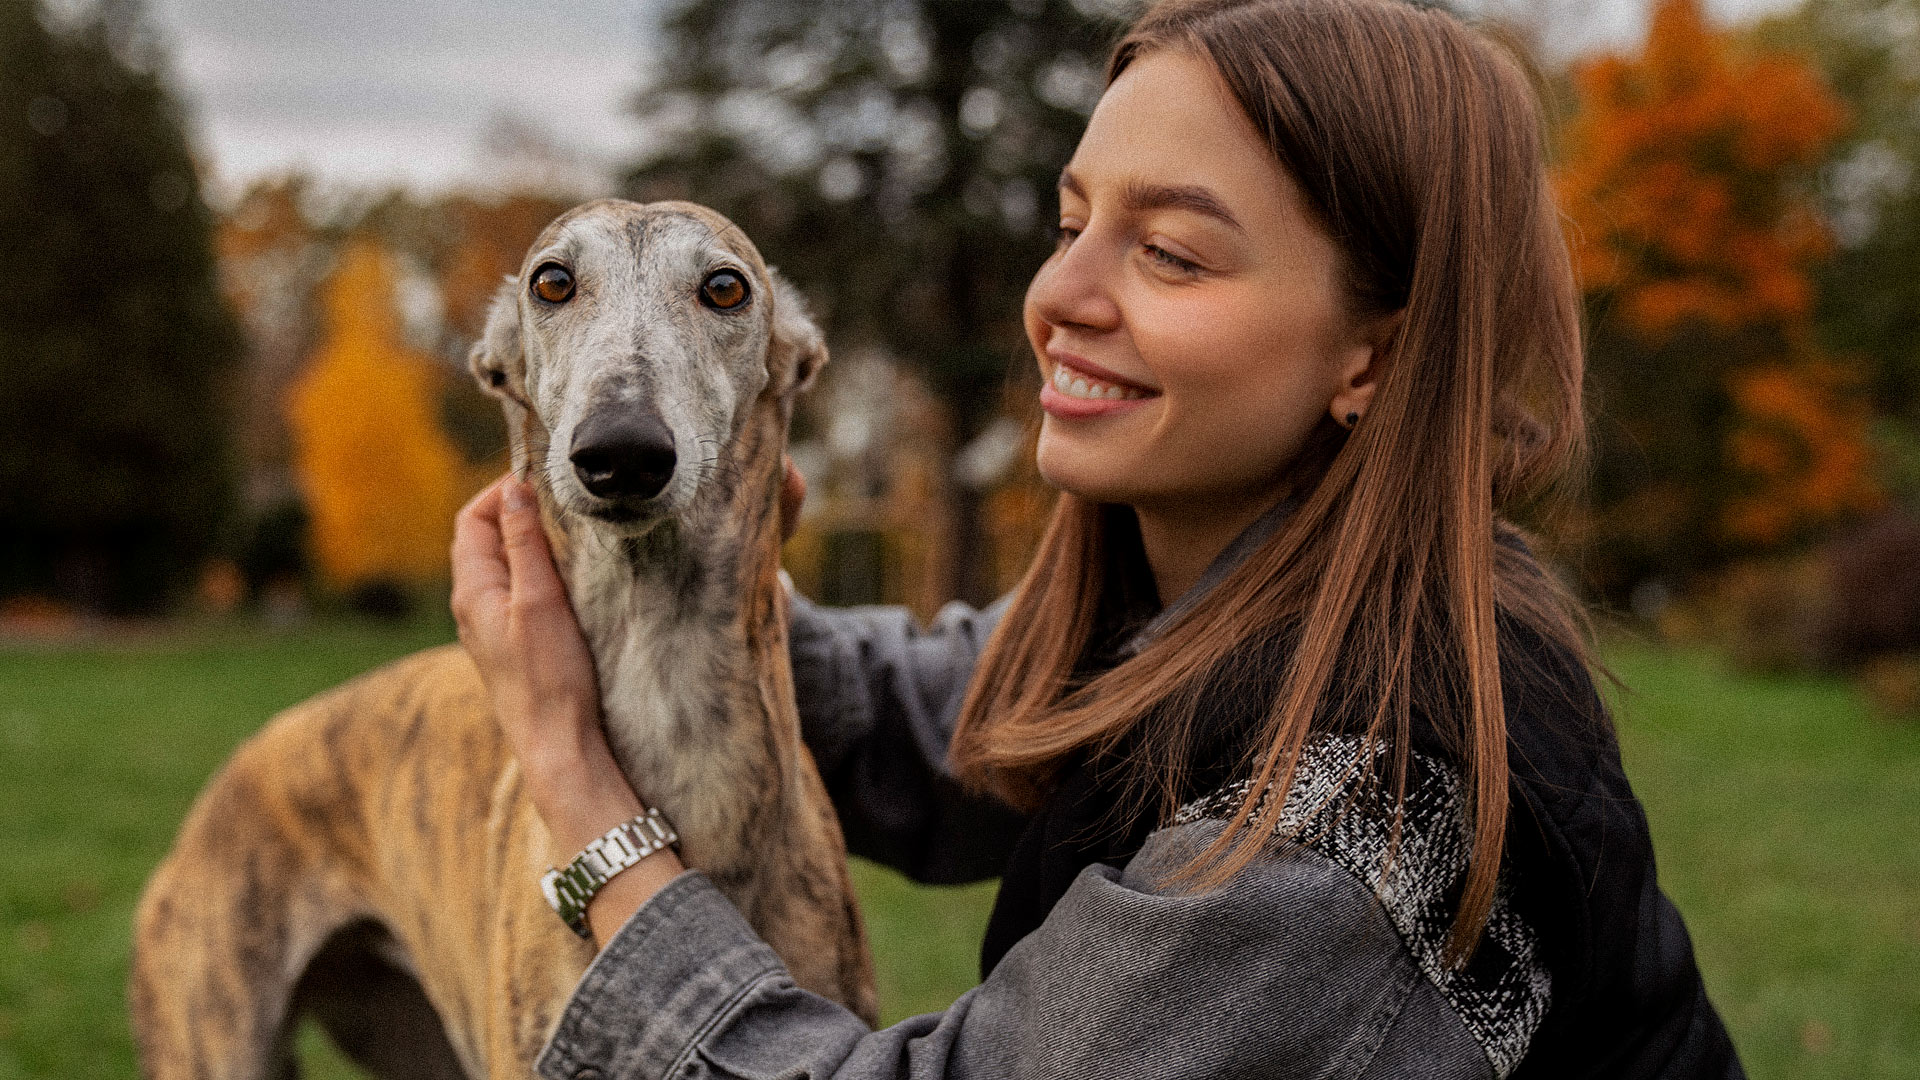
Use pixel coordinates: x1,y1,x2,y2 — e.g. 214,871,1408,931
769,268,827,398
468,278,527,405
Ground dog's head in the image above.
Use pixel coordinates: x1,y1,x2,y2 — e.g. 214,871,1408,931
468,199,825,533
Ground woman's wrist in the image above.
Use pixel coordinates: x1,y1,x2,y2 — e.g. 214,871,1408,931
528,746,686,946
585,848,684,945
518,724,617,800
541,783,686,946
529,748,649,859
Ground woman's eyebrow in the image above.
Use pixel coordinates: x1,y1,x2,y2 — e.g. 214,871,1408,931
1056,169,1246,235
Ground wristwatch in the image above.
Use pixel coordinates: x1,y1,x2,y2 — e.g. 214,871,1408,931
540,807,680,940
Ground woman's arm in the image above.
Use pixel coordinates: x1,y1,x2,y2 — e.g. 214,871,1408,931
449,471,1021,937
770,447,1025,882
451,477,678,942
451,478,1513,1078
535,822,1502,1080
787,591,1029,883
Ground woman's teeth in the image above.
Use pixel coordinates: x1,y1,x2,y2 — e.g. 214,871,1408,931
1052,364,1145,401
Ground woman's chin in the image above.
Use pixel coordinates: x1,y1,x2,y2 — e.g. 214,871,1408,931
1035,436,1140,505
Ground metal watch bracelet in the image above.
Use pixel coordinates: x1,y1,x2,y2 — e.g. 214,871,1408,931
539,807,680,940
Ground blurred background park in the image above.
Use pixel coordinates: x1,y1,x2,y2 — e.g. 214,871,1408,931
1,0,1917,1075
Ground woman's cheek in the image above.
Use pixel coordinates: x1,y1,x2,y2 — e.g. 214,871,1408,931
1165,366,1327,491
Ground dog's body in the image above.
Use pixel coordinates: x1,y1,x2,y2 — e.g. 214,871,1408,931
131,200,877,1080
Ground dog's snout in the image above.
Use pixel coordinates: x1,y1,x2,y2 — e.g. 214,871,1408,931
570,409,676,501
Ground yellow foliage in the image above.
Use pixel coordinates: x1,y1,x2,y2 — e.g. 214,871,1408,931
288,240,469,588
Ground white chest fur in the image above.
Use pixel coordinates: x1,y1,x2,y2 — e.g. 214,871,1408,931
561,534,782,881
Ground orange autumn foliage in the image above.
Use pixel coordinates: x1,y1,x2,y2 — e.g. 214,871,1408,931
215,177,314,268
287,240,468,588
1724,361,1881,544
1558,0,1847,337
1557,0,1879,546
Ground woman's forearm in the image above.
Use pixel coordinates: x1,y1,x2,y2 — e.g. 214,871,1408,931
786,591,1031,883
536,821,1498,1080
452,476,685,948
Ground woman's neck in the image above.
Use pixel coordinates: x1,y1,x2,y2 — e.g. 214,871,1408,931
1132,485,1294,608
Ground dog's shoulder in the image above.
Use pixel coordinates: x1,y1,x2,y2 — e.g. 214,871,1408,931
235,643,494,772
297,642,484,714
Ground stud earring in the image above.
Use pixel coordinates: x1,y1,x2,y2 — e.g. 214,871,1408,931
1344,411,1360,428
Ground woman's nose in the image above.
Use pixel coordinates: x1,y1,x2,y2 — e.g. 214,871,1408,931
1026,230,1122,333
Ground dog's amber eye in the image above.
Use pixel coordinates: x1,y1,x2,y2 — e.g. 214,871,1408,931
699,269,749,310
531,263,575,304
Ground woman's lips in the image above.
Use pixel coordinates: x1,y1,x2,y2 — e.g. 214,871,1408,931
1040,358,1159,418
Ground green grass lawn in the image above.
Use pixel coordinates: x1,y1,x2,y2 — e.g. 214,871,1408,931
1606,641,1920,1078
0,619,1912,1078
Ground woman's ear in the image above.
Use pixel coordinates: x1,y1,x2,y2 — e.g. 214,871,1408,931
468,278,528,406
1329,309,1403,427
768,268,827,397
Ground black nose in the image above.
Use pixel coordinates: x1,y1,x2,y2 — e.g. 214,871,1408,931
569,409,676,501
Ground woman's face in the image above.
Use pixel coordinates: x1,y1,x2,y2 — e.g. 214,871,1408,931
1025,49,1380,518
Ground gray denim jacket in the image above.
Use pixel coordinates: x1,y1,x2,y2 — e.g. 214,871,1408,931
535,589,1549,1080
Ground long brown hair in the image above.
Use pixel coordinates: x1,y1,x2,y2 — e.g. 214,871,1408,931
949,0,1588,961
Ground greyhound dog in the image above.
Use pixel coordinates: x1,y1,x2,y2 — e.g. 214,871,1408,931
130,200,878,1080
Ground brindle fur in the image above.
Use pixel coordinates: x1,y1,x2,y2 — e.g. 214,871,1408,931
130,200,878,1080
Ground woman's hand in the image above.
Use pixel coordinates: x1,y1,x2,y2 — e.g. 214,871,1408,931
451,477,610,796
450,475,679,943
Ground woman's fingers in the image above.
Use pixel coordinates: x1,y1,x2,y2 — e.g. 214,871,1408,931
451,477,512,630
452,476,602,749
447,479,661,930
498,478,570,613
492,480,599,708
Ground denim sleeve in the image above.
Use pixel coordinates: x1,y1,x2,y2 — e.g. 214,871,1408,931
535,821,1499,1080
785,590,1028,884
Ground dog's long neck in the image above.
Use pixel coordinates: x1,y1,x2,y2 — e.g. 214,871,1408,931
540,404,801,885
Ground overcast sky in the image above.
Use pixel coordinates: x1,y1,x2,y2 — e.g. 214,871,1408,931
127,0,1805,202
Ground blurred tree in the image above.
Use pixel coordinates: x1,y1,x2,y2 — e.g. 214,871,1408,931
0,0,242,613
424,191,572,480
621,0,1130,601
216,183,561,522
436,192,576,344
215,176,331,603
1556,0,1871,595
1757,0,1920,509
287,240,468,591
430,192,574,472
216,176,329,509
1722,360,1879,542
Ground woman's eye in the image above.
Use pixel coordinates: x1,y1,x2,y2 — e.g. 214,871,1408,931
1144,244,1202,275
530,264,575,304
699,269,750,310
1054,224,1081,248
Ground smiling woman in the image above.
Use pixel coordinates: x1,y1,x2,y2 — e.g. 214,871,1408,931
449,1,1746,1078
1024,50,1388,602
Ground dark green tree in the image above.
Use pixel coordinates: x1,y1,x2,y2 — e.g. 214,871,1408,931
0,0,242,612
622,0,1129,599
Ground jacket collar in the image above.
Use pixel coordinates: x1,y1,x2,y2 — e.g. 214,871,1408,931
1115,494,1298,660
